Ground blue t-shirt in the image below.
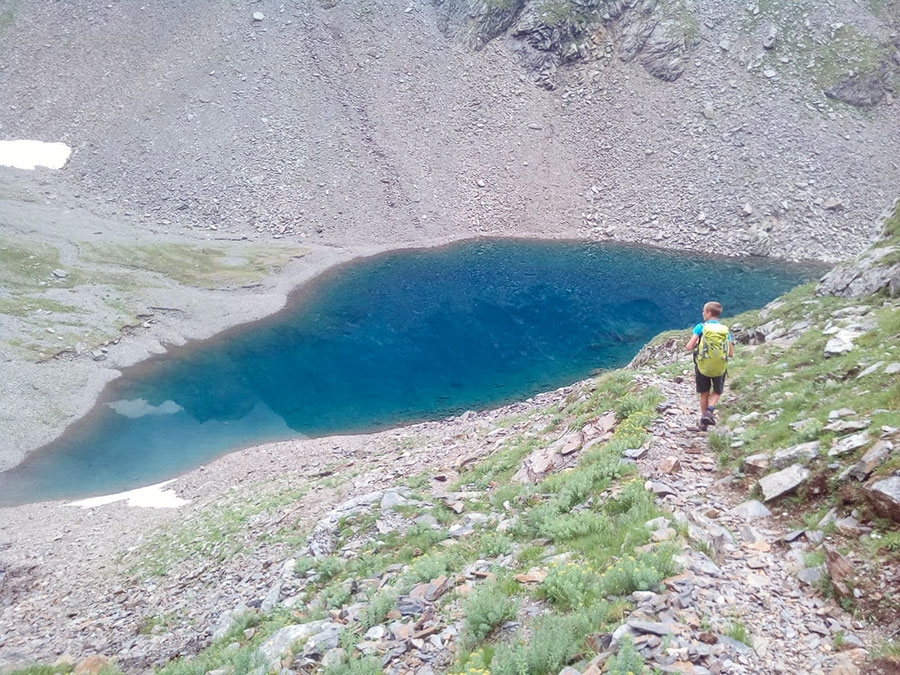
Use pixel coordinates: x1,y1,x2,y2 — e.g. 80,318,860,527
693,319,733,341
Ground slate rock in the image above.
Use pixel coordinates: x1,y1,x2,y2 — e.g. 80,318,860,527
258,620,340,668
824,330,859,356
797,567,824,585
771,441,819,469
759,464,810,501
866,475,900,521
627,619,673,636
725,499,772,519
846,440,893,480
829,432,870,457
741,453,770,475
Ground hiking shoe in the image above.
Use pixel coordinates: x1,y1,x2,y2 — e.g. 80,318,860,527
699,416,710,431
705,408,717,426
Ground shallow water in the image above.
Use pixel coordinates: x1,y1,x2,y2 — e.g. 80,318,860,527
0,239,825,505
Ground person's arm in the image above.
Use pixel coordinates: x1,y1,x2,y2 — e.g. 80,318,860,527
728,337,735,358
686,323,703,351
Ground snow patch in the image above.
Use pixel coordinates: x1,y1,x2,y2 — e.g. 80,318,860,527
68,480,190,509
0,139,72,170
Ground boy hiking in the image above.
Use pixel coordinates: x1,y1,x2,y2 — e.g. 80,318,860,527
685,301,734,431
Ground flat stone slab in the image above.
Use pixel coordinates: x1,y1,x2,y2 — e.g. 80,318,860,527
627,620,674,636
759,464,810,502
726,499,772,519
771,441,819,469
829,432,870,457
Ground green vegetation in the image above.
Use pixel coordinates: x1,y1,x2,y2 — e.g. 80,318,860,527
0,236,308,360
0,0,19,32
533,0,589,27
604,634,644,674
725,619,752,647
721,296,900,459
743,0,895,94
94,368,674,674
463,578,518,641
812,23,890,89
79,242,307,289
11,207,900,673
875,200,900,248
872,638,900,660
123,486,306,578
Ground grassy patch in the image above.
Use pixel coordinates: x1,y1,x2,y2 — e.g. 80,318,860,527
742,1,894,95
0,239,65,290
875,200,900,248
725,619,752,646
462,577,519,641
0,0,20,33
79,242,307,289
812,23,890,89
124,487,305,578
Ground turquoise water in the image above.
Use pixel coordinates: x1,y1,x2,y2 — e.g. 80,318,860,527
0,239,825,505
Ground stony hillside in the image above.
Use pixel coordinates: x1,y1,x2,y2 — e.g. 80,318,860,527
0,0,899,262
0,209,899,674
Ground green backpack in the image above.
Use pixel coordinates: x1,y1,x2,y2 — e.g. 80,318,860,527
696,322,730,377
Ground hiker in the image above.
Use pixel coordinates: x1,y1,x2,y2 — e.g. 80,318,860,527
684,301,734,431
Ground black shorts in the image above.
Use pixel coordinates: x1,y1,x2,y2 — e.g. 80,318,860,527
695,365,725,395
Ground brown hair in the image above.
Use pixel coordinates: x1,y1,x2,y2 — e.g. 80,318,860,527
704,301,722,318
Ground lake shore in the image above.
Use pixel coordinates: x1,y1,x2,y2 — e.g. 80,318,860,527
3,168,601,476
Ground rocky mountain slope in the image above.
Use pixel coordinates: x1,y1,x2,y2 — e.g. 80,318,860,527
1,0,899,262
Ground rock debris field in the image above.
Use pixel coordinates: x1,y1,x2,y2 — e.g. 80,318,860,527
1,364,897,675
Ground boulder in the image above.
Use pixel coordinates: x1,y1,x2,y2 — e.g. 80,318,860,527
817,245,900,299
759,464,810,502
771,441,819,469
824,330,860,356
258,620,342,668
829,432,870,457
725,500,772,519
741,453,770,476
846,441,894,481
866,475,900,522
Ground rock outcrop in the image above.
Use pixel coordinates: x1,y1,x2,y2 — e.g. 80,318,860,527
818,200,900,298
434,0,699,88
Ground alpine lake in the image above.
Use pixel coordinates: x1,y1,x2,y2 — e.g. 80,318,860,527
0,238,828,506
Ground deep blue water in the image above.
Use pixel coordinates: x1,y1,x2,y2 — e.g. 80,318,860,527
0,239,825,506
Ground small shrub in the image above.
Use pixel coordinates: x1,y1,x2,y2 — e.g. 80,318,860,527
477,531,513,558
451,647,494,675
540,559,600,610
406,549,465,583
315,555,346,583
463,580,518,641
597,547,678,596
319,580,353,609
220,611,261,642
322,655,382,675
294,556,315,576
605,634,644,675
490,607,606,675
361,588,399,630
